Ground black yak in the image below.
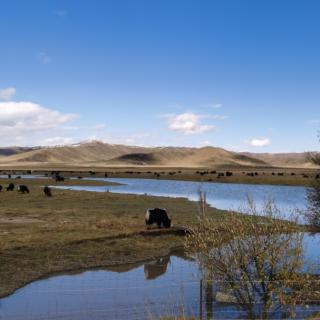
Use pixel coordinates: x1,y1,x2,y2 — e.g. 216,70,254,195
0,185,2,192
43,186,52,197
6,183,14,191
18,185,30,194
145,208,171,228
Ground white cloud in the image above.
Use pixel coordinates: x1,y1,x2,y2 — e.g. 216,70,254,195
0,87,16,101
99,133,153,147
38,52,51,64
199,140,212,146
41,136,75,146
0,101,77,138
247,138,271,147
165,112,215,135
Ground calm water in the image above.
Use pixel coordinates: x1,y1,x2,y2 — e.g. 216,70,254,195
60,177,308,221
0,175,46,179
0,233,319,320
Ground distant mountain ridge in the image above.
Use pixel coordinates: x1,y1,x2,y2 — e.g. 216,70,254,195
0,141,316,168
0,146,40,157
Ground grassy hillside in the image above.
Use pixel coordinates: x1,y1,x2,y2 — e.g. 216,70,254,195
0,141,316,168
242,152,315,168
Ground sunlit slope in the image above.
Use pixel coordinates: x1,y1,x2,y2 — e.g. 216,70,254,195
0,141,316,168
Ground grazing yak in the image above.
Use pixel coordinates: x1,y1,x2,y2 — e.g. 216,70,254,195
145,208,171,228
6,183,15,191
55,175,65,182
43,186,52,197
18,185,30,194
0,185,2,192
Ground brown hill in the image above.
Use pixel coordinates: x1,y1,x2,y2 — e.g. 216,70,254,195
0,147,39,157
1,141,150,164
0,141,316,168
241,152,314,168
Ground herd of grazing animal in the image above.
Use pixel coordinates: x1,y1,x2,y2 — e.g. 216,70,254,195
0,168,319,231
0,182,52,197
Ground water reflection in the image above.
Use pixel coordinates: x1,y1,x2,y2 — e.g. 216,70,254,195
194,230,320,319
54,177,308,222
0,234,319,320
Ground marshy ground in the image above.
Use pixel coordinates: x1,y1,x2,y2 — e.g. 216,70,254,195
2,165,319,186
0,176,230,298
0,169,314,300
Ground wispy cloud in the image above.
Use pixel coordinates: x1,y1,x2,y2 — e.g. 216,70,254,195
0,87,16,101
202,103,223,109
38,52,52,64
54,10,67,17
41,136,75,146
209,114,229,120
306,119,320,126
247,138,271,147
164,112,215,134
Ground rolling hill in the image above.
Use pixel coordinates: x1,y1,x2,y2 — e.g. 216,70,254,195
0,141,316,168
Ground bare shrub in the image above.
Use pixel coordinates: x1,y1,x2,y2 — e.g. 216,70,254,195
306,134,320,229
186,196,313,319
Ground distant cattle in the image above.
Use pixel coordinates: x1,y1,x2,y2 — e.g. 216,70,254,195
55,175,65,182
15,176,21,179
278,173,284,176
316,174,320,179
43,186,52,197
145,208,171,228
0,185,2,192
6,183,14,191
18,185,30,194
226,171,233,177
217,173,225,178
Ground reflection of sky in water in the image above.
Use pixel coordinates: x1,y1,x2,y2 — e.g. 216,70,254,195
0,175,46,179
1,233,319,320
61,177,308,222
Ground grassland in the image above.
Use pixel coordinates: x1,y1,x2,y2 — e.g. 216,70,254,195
0,169,312,299
19,166,320,186
0,177,232,298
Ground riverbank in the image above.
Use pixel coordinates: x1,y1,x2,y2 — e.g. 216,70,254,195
0,179,303,299
0,182,230,298
0,166,318,186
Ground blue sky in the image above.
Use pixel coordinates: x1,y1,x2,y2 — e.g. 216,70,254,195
0,0,319,152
